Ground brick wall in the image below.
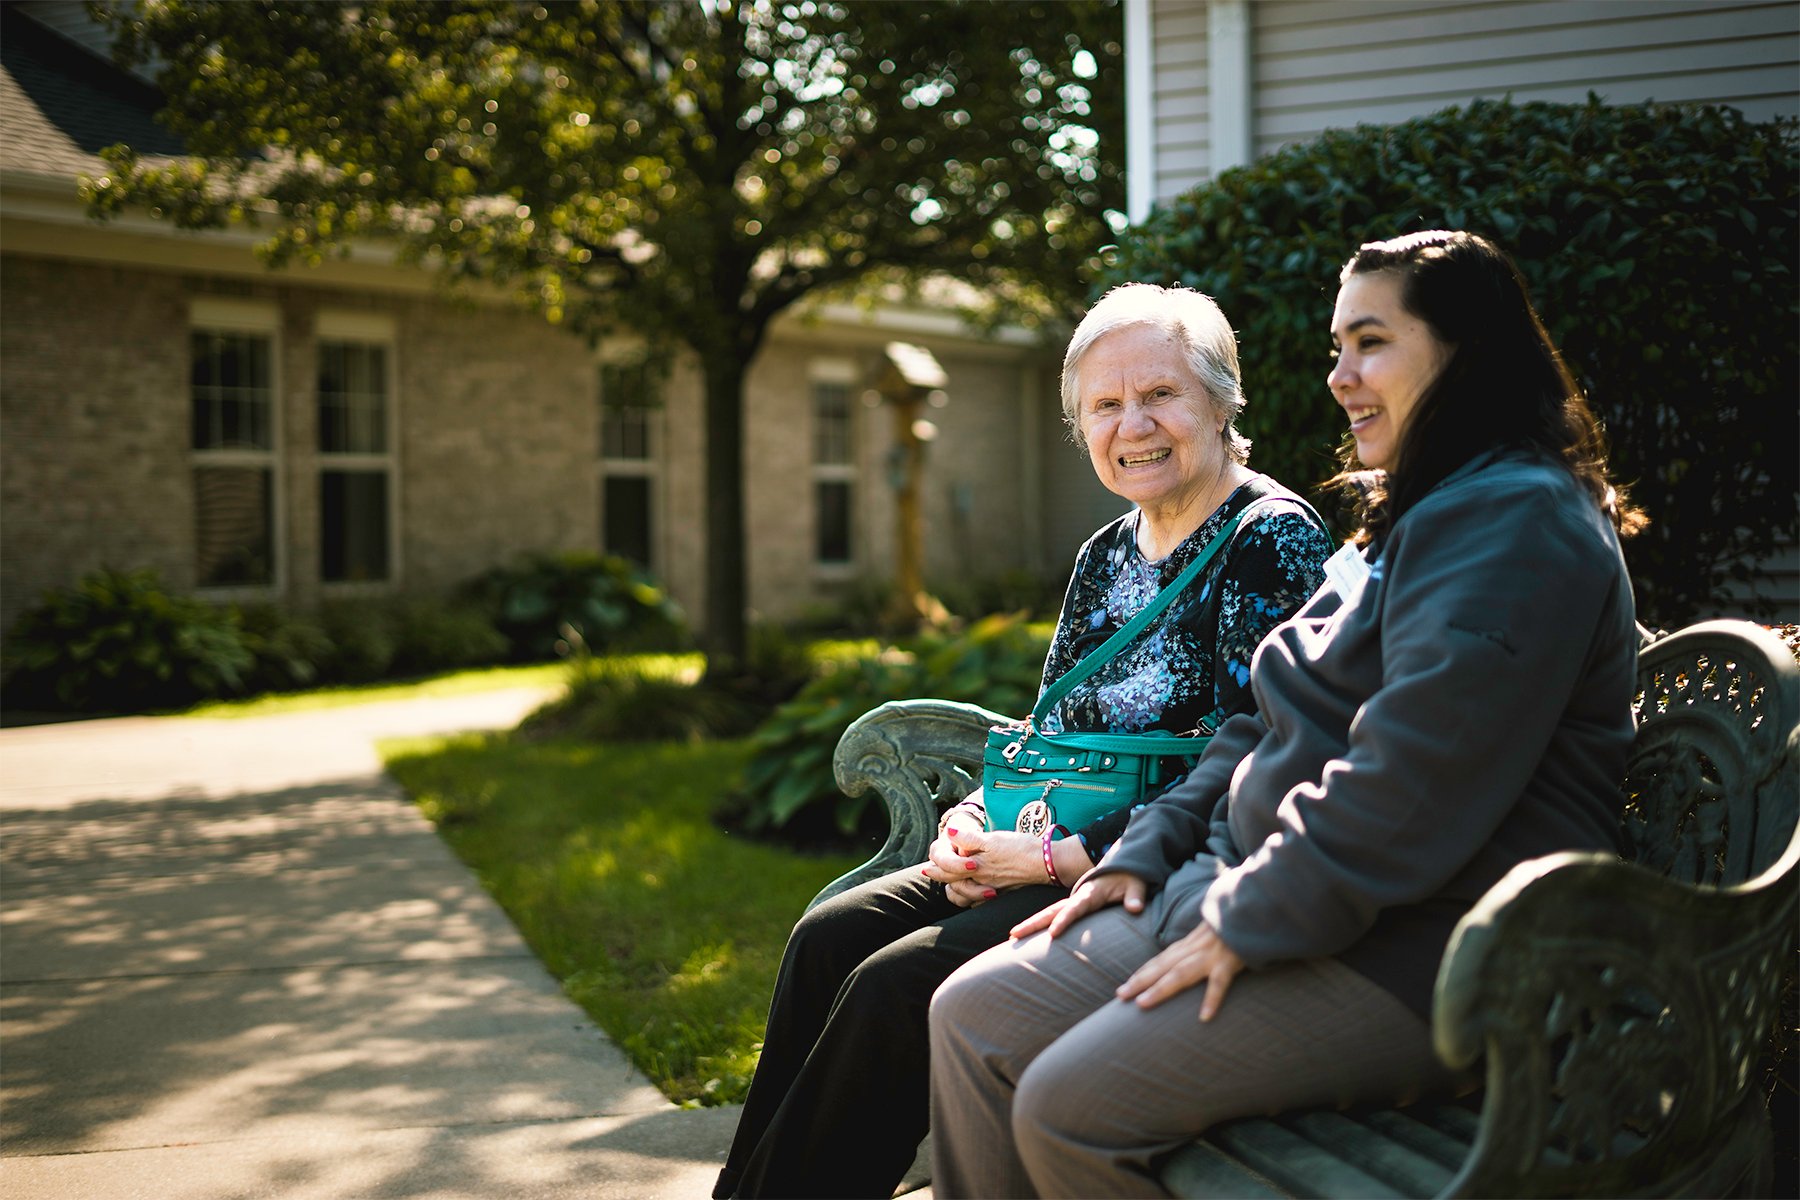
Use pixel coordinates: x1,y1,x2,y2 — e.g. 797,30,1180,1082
1,257,194,628
0,253,602,636
2,250,1075,643
390,296,598,595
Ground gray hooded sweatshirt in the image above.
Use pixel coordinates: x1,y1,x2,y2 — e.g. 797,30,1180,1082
1091,448,1638,1016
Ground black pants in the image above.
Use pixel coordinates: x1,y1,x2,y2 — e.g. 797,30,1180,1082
714,866,1064,1199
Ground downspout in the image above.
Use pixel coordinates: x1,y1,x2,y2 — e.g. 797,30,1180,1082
1125,0,1155,224
1208,0,1253,176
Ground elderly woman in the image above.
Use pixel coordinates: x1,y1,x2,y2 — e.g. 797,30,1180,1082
715,284,1334,1199
926,231,1646,1198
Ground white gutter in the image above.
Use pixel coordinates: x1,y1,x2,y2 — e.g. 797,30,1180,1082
1208,0,1253,176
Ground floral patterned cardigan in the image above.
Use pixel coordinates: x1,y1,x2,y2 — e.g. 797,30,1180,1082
1037,474,1333,863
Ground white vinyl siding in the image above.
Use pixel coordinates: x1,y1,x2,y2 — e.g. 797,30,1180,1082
1143,0,1800,207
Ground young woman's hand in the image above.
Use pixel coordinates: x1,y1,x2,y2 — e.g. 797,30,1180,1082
1115,921,1245,1020
1009,871,1148,939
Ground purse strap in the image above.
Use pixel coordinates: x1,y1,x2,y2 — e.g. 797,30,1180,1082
1032,503,1250,726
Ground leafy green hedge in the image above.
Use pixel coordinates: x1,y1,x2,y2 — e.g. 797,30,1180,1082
3,569,511,714
1,568,252,711
1102,96,1798,625
725,614,1052,837
462,551,688,660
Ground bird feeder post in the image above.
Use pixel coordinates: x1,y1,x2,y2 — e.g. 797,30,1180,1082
874,342,948,630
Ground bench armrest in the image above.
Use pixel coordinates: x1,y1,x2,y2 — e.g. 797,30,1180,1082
811,698,1011,910
1433,847,1797,1198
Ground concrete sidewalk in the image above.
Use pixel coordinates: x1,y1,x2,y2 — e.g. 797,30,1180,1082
0,688,741,1198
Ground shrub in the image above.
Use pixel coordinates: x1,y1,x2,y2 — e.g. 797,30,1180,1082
385,597,511,676
464,552,688,661
784,577,898,638
696,624,835,732
520,628,825,746
310,596,509,684
724,613,1052,840
933,568,1065,622
234,603,333,693
314,599,401,683
1,568,252,711
520,657,744,744
1102,96,1799,625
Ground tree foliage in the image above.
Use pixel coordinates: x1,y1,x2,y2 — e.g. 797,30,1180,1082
1103,97,1799,625
88,0,1125,658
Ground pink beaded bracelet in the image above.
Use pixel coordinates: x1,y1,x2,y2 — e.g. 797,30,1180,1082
1042,826,1070,887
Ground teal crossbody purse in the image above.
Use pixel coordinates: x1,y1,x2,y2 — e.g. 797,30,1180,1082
981,508,1246,839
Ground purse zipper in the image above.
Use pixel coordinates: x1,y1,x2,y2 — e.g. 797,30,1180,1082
989,778,1115,793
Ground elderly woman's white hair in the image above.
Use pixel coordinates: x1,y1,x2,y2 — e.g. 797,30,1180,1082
1060,283,1251,464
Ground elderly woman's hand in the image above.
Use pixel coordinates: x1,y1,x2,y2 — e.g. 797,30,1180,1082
923,828,1056,891
921,824,992,908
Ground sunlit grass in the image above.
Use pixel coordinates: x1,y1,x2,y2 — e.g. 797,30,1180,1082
805,637,884,666
178,652,714,719
382,732,864,1106
178,662,571,718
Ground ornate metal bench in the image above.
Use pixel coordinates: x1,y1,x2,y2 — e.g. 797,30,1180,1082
819,618,1799,1197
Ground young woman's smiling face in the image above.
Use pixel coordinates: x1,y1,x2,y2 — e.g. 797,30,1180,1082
1327,271,1454,473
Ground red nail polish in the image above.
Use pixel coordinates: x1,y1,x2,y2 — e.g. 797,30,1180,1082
983,889,998,900
965,860,978,871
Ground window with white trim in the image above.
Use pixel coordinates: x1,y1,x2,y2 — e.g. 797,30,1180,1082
317,313,397,586
190,299,280,591
811,363,859,567
599,360,660,569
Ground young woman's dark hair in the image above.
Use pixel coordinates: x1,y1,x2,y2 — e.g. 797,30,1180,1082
1329,230,1646,543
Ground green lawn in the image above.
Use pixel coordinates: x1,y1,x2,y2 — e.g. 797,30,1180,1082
381,731,862,1106
182,661,578,718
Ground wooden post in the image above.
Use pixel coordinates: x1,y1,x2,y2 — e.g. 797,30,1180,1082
876,342,948,629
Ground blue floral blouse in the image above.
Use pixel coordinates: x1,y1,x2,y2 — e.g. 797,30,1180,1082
1038,474,1332,863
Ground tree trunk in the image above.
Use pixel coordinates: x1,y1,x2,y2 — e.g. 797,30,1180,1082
699,350,748,667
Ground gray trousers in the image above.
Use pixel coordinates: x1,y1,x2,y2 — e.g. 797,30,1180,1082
928,897,1465,1198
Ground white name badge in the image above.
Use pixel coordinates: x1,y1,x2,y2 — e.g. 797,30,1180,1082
1323,542,1373,606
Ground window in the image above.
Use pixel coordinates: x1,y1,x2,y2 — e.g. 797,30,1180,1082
599,360,660,569
815,478,854,565
604,476,655,567
811,368,858,567
190,300,279,590
317,315,397,585
319,469,389,583
814,380,854,466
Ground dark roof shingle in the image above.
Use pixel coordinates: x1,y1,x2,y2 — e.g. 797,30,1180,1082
0,3,186,179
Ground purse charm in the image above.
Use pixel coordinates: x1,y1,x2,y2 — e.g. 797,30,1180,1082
1014,781,1061,837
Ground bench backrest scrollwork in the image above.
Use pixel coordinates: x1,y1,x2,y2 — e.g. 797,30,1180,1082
1624,619,1800,888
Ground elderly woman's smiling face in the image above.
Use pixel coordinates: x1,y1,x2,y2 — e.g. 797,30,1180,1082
1077,324,1226,521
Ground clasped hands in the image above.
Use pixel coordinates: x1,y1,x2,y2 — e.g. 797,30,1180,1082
1010,871,1246,1022
919,808,1054,907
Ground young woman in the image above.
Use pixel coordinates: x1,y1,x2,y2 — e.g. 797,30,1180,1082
927,230,1646,1198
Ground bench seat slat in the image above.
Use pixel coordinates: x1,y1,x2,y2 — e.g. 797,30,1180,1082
1207,1119,1405,1198
1357,1105,1476,1169
1283,1111,1458,1197
1406,1099,1480,1143
1159,1139,1292,1199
